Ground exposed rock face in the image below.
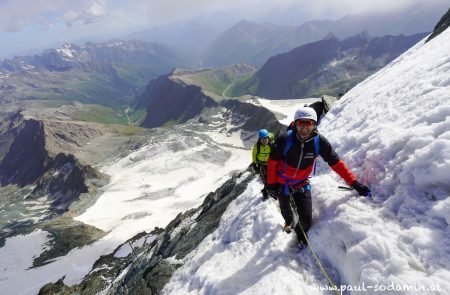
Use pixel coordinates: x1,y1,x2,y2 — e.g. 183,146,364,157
426,8,450,42
0,110,24,160
30,153,99,213
0,118,49,186
220,99,285,134
0,111,109,266
0,112,105,212
39,170,255,295
139,73,218,128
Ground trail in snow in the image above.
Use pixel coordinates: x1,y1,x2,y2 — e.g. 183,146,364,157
163,177,340,295
313,28,450,293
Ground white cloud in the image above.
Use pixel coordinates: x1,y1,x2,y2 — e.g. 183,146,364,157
0,0,447,32
0,0,112,31
0,0,447,58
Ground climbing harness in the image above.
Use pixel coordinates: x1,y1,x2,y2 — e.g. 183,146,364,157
278,131,320,195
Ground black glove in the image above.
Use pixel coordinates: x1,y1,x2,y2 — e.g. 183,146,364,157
266,184,279,198
252,163,260,173
352,181,372,197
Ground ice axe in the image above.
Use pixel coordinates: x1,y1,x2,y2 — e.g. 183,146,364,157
338,186,353,190
338,185,372,198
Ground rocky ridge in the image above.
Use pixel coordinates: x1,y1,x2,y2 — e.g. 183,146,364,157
138,65,283,131
138,72,218,128
0,111,110,262
39,169,255,294
426,8,450,42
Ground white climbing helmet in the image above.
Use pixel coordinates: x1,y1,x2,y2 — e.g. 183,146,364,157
294,107,317,123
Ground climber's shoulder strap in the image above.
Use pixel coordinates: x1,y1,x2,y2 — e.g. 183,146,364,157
314,134,320,157
283,130,294,157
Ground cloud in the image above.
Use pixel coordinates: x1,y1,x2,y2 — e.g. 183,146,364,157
0,0,447,32
0,0,112,32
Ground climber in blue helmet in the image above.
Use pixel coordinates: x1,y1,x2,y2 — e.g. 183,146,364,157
252,129,275,200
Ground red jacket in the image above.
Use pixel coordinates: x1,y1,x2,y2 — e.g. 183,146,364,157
267,131,356,187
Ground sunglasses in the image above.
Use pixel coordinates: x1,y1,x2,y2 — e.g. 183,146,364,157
295,120,314,128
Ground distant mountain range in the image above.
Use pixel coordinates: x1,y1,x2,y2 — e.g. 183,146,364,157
126,12,240,54
204,4,446,67
0,40,193,106
135,31,427,125
228,32,428,99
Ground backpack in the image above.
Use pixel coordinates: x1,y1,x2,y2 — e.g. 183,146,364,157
283,130,320,159
278,130,320,195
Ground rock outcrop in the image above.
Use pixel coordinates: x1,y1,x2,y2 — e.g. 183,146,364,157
0,118,49,186
0,112,105,212
30,153,102,214
426,8,450,42
138,72,218,128
220,99,285,134
0,110,24,160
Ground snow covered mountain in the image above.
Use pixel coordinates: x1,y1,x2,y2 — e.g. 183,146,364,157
33,24,450,295
0,40,192,105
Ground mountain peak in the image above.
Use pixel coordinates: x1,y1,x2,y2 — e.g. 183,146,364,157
56,43,78,59
61,43,76,49
323,32,338,40
235,19,256,27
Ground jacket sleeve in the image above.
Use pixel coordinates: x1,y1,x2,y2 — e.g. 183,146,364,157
319,135,357,185
252,144,257,164
267,134,285,184
330,160,357,185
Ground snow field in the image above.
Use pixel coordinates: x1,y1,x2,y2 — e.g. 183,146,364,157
163,178,334,295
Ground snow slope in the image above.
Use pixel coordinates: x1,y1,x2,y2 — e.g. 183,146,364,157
163,29,450,294
256,97,320,125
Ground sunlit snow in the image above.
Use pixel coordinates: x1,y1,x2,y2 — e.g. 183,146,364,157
163,29,450,294
1,26,449,295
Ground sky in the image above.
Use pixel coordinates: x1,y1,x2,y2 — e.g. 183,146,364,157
1,25,449,293
0,0,447,59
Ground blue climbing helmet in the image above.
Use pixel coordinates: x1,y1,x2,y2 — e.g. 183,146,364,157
258,129,269,139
